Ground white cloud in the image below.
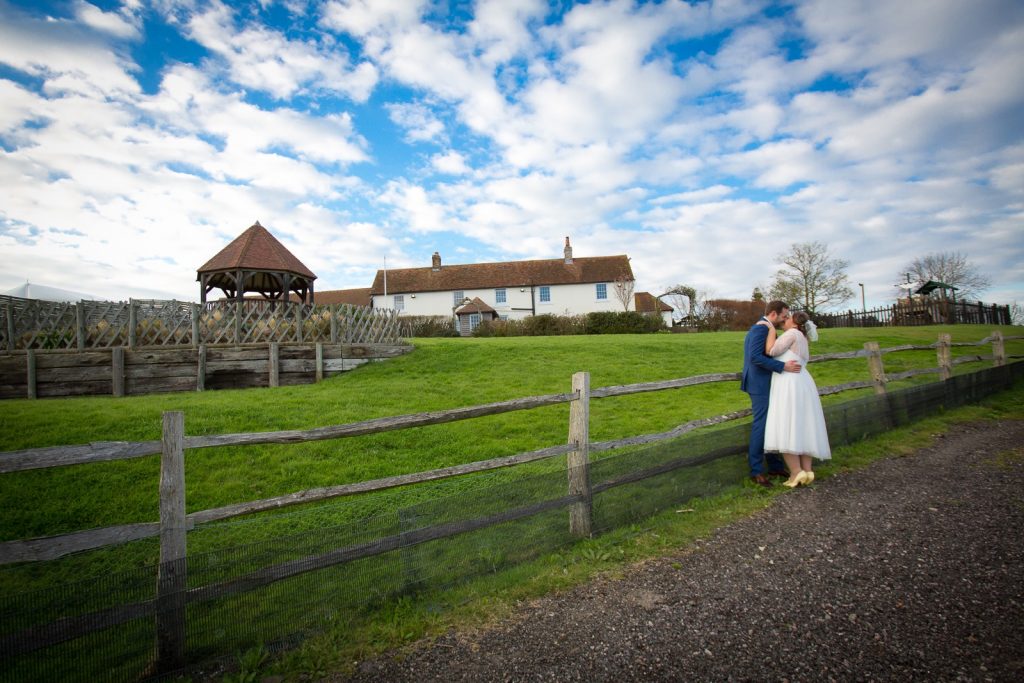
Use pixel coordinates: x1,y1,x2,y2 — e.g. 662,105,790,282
74,0,141,39
0,2,141,97
320,0,426,37
185,0,378,101
386,102,445,143
431,150,469,175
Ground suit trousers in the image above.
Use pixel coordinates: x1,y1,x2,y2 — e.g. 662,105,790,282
748,392,784,476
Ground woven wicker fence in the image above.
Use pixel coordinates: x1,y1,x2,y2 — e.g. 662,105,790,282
0,297,403,351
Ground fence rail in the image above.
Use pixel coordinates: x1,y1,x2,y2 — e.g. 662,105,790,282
1,330,1022,676
0,296,403,351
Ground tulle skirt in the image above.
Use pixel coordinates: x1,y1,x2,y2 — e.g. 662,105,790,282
764,351,832,459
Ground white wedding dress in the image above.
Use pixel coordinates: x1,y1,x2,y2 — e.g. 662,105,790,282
763,329,832,459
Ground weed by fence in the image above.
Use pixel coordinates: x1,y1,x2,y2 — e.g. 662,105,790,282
0,331,1022,681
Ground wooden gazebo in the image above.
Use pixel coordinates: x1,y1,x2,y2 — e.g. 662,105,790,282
197,221,317,304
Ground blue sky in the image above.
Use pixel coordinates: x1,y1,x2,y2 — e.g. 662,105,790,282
1,0,1022,310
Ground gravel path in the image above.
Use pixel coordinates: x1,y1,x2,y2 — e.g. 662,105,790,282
341,420,1024,682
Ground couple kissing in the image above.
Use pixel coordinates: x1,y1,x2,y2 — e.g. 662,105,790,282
741,300,831,488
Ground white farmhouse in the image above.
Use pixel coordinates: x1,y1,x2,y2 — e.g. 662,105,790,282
369,238,635,334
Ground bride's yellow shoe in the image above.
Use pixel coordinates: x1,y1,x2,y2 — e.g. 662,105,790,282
804,471,815,485
783,471,810,488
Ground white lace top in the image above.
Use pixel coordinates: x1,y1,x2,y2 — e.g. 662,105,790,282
768,329,809,364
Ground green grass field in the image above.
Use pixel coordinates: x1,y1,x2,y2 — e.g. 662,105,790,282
0,325,1019,544
0,325,1021,681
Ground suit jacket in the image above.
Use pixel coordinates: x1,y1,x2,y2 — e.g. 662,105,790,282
741,318,785,395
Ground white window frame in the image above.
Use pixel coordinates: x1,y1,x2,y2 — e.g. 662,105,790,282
495,288,507,304
596,283,608,300
539,286,551,303
393,294,404,311
453,290,464,307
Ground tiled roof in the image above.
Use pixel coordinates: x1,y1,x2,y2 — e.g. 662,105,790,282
314,288,372,306
370,255,633,295
635,291,673,313
455,297,497,315
198,222,316,279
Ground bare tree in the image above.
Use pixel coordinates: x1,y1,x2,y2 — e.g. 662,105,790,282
768,241,854,317
901,251,991,301
613,271,635,311
688,288,719,330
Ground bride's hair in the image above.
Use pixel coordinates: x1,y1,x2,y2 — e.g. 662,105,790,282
792,311,810,336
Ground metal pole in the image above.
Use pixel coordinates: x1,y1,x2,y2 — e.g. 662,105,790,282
859,283,865,313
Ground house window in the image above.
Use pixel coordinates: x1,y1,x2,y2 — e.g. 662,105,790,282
596,283,608,300
469,313,481,331
495,288,506,304
539,286,551,303
393,294,404,311
453,291,464,307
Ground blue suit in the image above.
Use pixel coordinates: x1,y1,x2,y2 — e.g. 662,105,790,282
741,318,786,476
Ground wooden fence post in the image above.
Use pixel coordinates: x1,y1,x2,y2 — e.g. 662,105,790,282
295,304,304,343
156,411,187,672
5,300,14,352
864,342,887,394
992,331,1006,367
315,342,324,382
191,304,201,348
112,347,125,397
234,300,242,345
76,302,86,351
937,334,952,381
128,300,137,349
197,344,206,392
567,371,592,538
26,349,36,399
269,342,279,387
330,305,339,343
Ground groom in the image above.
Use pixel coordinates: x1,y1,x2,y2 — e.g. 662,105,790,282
742,300,801,487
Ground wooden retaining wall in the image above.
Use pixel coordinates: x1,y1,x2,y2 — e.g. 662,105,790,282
0,343,411,399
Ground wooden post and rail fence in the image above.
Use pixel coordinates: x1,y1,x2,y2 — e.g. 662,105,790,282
0,331,1021,673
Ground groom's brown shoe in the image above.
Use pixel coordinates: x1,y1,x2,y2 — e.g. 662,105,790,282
750,474,773,487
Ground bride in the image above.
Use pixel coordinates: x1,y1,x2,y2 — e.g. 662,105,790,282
762,311,831,487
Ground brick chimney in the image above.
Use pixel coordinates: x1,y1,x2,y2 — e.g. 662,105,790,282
432,251,441,271
564,236,573,264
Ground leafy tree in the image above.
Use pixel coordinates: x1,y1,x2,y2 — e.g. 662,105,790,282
751,287,765,302
901,251,991,301
768,241,853,317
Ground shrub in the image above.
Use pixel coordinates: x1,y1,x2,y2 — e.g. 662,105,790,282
474,312,663,337
585,311,666,334
401,316,459,338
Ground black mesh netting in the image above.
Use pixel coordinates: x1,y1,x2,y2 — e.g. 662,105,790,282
1,362,1021,681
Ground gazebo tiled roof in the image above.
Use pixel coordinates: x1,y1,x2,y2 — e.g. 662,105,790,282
197,221,317,303
198,222,315,278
